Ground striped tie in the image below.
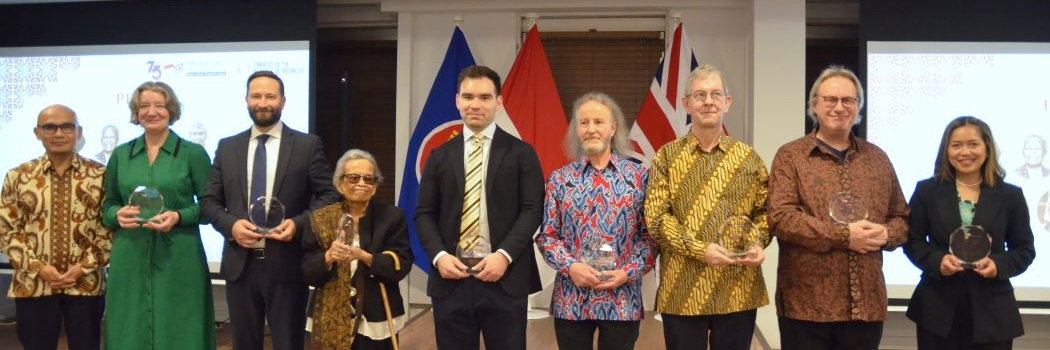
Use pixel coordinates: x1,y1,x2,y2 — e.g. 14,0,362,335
459,134,484,252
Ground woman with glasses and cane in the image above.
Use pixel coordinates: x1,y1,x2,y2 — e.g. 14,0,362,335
303,149,413,349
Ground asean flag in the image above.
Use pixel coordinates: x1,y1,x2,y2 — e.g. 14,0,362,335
397,26,476,274
627,23,702,166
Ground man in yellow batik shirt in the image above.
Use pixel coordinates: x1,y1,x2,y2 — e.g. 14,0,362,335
645,65,770,350
0,105,111,350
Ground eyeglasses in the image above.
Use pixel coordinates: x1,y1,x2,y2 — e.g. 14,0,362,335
342,173,378,185
818,95,859,108
37,123,78,134
687,90,726,103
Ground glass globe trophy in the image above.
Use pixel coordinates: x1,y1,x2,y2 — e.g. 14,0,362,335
580,239,617,282
456,235,491,276
949,225,992,269
249,196,286,235
128,186,165,224
719,215,756,259
829,191,869,224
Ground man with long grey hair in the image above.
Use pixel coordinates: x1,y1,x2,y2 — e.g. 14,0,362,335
536,92,656,350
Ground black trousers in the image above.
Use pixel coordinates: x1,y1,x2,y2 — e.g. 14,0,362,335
431,278,528,350
352,334,396,350
915,286,1013,350
917,326,1013,350
662,309,757,350
778,316,883,350
15,294,103,350
226,258,308,350
553,317,640,350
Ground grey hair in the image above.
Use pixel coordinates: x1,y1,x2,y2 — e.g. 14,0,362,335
101,124,118,138
806,65,865,126
1020,133,1045,155
564,92,630,159
685,64,730,97
332,148,383,188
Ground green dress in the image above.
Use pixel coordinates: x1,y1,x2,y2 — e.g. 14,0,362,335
101,131,216,350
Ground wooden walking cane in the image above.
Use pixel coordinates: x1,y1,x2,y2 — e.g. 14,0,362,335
378,250,403,350
378,283,400,350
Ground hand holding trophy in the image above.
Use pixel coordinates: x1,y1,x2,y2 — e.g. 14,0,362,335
828,191,869,224
457,235,491,276
719,215,756,259
949,225,992,269
249,196,286,236
579,239,617,282
128,186,165,224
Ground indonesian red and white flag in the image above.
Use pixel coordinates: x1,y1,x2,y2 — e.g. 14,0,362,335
496,24,569,180
628,23,701,166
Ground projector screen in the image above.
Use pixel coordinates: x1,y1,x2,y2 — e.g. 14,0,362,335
868,41,1050,302
0,41,311,274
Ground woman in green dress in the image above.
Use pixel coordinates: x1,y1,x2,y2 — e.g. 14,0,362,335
101,81,216,349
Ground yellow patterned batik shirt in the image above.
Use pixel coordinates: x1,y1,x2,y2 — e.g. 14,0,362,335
645,134,770,316
0,155,110,298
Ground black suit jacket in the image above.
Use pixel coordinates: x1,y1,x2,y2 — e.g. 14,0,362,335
302,201,413,321
201,124,341,282
415,127,544,298
904,178,1036,343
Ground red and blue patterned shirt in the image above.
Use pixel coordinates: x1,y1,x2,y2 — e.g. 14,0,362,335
536,154,656,321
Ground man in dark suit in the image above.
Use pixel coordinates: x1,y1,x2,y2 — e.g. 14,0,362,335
201,70,341,350
415,65,544,350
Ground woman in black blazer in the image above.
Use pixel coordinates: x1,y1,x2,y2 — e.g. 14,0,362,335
905,116,1036,350
303,149,413,350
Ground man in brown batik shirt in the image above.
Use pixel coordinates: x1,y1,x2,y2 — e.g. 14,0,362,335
0,105,111,350
768,66,909,350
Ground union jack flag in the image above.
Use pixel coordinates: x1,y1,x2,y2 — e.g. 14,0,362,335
628,23,701,166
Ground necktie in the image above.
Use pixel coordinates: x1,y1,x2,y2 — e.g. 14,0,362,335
250,134,270,202
459,134,484,252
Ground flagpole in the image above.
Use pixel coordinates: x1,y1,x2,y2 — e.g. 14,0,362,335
650,11,675,323
521,11,551,321
649,13,685,324
649,13,679,325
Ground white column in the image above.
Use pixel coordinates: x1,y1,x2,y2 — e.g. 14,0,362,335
751,0,805,348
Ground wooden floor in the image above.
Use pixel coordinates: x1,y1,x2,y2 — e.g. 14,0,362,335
2,310,1049,349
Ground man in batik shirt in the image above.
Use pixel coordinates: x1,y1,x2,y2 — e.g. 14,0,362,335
645,65,770,350
768,66,908,350
0,104,111,349
536,92,655,350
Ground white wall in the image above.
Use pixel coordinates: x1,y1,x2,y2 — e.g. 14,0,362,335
751,0,806,347
388,0,805,348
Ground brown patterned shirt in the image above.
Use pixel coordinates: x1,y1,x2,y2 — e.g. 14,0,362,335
0,154,110,298
768,132,909,322
646,135,770,315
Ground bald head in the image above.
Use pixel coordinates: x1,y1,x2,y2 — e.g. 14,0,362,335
37,104,78,124
35,104,81,157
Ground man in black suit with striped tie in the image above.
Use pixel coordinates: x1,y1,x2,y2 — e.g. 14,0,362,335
415,65,545,350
